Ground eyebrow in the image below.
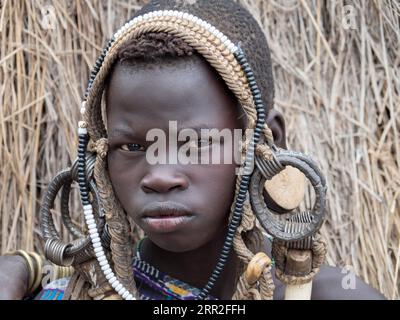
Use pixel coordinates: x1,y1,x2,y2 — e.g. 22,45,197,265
178,122,220,132
108,122,223,140
108,126,136,140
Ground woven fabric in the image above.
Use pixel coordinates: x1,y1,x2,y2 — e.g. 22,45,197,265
35,257,215,300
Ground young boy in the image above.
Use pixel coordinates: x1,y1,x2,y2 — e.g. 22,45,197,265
0,0,384,300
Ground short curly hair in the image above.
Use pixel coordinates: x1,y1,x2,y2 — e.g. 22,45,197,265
112,30,245,120
114,0,274,114
133,0,275,113
118,31,195,62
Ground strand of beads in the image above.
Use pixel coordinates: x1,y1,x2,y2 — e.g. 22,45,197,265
77,116,135,300
197,47,266,300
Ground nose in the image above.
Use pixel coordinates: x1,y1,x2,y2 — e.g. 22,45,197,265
140,167,189,194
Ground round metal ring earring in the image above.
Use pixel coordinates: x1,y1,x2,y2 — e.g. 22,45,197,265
249,146,327,242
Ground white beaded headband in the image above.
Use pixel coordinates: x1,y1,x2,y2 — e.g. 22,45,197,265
79,9,245,128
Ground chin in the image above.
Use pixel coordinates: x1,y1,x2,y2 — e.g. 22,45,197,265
148,233,206,253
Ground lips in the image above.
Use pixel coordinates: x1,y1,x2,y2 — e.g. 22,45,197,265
139,202,195,233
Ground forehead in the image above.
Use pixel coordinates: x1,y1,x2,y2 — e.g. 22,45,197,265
105,56,243,136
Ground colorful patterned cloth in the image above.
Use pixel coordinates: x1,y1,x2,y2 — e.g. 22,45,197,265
35,256,216,300
35,277,69,300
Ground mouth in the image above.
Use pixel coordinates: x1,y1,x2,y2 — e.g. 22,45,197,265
139,202,195,233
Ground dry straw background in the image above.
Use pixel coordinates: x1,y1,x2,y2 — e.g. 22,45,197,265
0,0,399,299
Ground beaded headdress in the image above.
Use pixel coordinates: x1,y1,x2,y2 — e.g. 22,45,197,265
40,0,327,300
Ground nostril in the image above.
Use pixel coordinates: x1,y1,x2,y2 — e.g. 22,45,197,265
140,173,189,194
168,183,186,192
142,185,158,193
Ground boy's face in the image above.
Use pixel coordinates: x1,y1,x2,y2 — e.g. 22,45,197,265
106,56,244,252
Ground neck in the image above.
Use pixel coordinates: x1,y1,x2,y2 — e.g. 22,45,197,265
139,228,240,299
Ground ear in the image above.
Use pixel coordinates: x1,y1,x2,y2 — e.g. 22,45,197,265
263,108,306,214
266,108,287,149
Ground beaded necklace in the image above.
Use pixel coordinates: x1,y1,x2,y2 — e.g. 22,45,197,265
36,239,216,301
133,238,216,300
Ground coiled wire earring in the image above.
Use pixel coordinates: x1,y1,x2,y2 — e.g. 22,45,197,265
40,152,111,267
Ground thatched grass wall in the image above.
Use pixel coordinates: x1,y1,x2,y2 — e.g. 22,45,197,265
0,0,398,299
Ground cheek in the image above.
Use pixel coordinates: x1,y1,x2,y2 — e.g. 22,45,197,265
107,152,142,207
192,163,238,218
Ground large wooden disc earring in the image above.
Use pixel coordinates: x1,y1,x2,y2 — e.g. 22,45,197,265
263,165,306,213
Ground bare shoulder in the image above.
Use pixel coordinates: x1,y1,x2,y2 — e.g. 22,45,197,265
272,265,386,300
310,265,385,300
261,237,386,300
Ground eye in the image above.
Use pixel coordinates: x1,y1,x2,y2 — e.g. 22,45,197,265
119,143,145,152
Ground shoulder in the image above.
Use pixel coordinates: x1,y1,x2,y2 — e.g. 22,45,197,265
34,277,71,300
272,265,385,300
308,265,386,300
261,235,385,300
